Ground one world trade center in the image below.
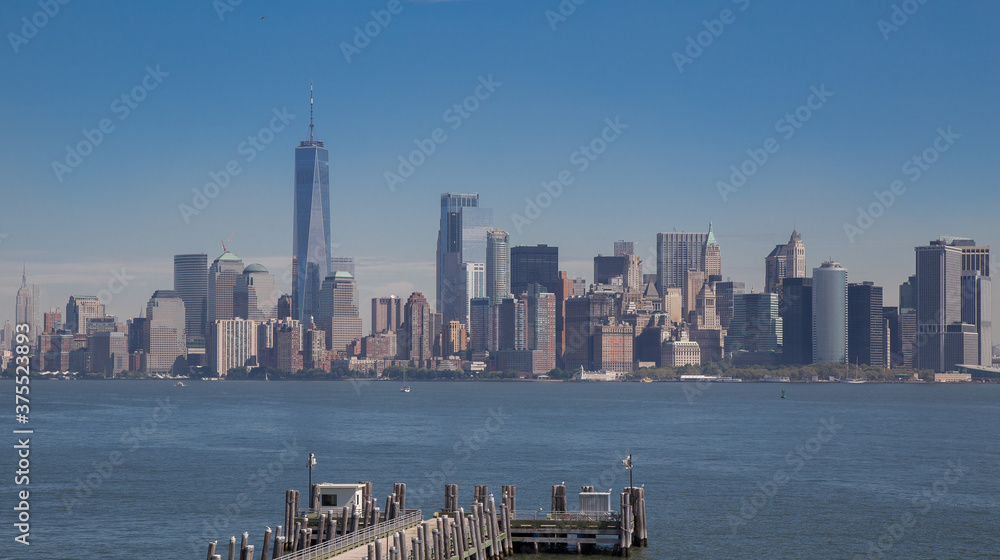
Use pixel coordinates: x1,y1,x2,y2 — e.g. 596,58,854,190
292,83,331,323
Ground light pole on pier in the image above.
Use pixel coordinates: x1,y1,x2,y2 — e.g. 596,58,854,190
307,453,316,513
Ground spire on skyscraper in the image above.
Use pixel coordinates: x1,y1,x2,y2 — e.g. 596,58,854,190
21,263,27,288
309,80,314,143
705,221,719,247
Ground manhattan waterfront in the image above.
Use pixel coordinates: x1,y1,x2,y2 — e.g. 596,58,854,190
2,1,999,558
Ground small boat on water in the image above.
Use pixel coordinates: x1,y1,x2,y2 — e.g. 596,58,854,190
176,381,185,387
400,370,410,392
845,359,867,383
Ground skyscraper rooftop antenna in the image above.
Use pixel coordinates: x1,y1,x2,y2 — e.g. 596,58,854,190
309,80,314,143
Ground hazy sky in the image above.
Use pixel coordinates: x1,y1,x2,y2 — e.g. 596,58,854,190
2,0,998,334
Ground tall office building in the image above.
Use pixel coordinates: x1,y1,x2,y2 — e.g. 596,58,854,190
90,331,128,377
145,290,187,374
66,295,105,334
318,271,363,354
498,297,527,351
526,285,557,373
461,262,487,327
403,292,431,365
173,253,208,342
595,251,641,293
693,282,721,330
724,292,782,354
486,229,511,305
208,251,244,325
555,271,573,368
234,264,279,321
594,256,626,286
2,320,12,352
594,321,634,373
765,229,807,293
656,231,708,294
779,278,812,365
899,275,917,368
812,261,848,364
437,193,492,323
714,281,745,330
15,266,33,337
277,295,293,320
469,298,490,352
292,85,332,324
883,307,901,368
371,296,403,335
703,222,722,278
961,271,992,366
510,245,559,296
915,240,963,371
848,282,886,367
209,317,258,376
443,320,467,356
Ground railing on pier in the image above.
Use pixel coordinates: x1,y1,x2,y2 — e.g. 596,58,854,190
511,511,620,522
281,510,423,560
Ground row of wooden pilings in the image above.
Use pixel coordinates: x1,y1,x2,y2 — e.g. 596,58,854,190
363,492,512,560
620,487,647,553
204,482,411,560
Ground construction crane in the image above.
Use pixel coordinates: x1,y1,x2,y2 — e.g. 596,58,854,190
221,230,237,254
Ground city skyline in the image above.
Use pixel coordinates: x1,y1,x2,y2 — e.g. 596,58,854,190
2,1,999,335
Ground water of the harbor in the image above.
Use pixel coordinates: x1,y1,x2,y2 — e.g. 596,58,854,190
2,380,998,560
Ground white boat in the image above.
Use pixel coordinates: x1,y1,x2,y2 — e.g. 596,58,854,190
176,381,185,387
400,370,410,392
845,359,867,383
711,376,742,383
761,376,791,383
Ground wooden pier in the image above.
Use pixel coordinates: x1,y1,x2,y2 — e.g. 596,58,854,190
203,482,647,560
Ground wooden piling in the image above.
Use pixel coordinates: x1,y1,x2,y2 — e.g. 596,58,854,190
260,527,272,560
501,486,515,513
394,483,407,512
375,536,384,560
206,540,217,560
422,522,433,560
499,502,512,555
444,515,454,559
272,536,285,559
368,542,375,560
241,532,249,554
628,487,647,547
551,484,567,512
243,545,254,560
228,536,236,560
444,484,458,513
290,523,299,551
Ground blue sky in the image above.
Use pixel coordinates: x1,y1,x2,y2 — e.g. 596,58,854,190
2,0,998,334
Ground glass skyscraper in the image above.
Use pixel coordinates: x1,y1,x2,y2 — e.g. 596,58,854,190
173,253,208,343
812,261,848,364
437,193,492,325
292,89,331,324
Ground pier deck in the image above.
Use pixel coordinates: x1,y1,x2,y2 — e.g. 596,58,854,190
205,482,646,560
